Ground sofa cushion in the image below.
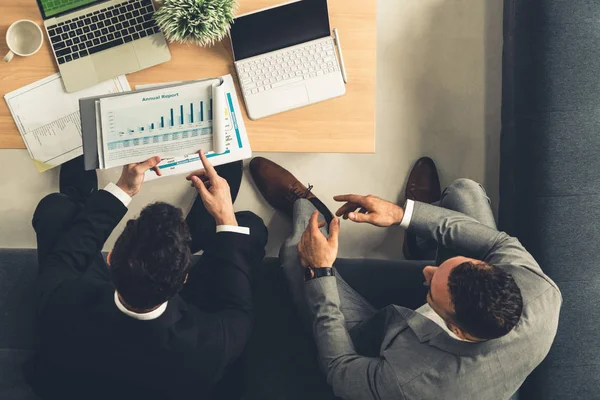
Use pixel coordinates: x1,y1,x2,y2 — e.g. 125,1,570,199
500,0,600,398
0,249,38,351
0,350,38,400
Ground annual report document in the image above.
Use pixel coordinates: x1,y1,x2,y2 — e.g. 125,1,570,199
137,75,253,181
98,79,221,169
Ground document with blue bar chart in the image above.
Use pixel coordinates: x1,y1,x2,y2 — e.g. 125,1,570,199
137,74,252,181
97,79,221,169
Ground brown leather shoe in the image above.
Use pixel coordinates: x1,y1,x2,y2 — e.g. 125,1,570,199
403,157,441,259
249,157,333,223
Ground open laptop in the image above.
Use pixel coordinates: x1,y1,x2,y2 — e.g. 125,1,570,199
230,0,345,120
36,0,171,93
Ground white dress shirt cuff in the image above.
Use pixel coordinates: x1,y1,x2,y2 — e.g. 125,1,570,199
399,199,415,229
216,225,250,235
103,183,132,207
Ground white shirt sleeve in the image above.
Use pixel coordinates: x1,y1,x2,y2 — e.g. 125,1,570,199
103,183,132,207
399,199,415,229
216,225,250,235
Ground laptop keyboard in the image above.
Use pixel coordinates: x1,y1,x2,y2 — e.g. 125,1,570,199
237,38,340,96
47,0,160,65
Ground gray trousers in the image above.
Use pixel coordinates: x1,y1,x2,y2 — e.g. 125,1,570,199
279,178,496,331
434,178,497,263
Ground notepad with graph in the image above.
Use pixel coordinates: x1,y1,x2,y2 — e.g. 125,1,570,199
4,73,130,172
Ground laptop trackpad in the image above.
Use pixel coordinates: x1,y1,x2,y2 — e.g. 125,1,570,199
277,85,309,110
91,44,139,82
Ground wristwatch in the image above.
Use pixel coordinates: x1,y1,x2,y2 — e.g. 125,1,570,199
304,267,335,282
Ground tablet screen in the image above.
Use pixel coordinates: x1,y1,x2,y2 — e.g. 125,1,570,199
231,0,331,61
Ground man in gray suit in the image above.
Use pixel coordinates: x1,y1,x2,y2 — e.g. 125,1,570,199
250,157,562,400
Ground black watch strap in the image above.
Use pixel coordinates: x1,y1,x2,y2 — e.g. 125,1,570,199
305,267,335,282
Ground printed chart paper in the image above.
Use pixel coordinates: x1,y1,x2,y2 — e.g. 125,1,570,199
98,80,220,169
137,75,252,181
4,73,130,172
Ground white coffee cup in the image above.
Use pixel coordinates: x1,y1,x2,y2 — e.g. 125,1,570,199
4,20,44,63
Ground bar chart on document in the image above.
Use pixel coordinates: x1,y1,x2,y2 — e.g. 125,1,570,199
105,99,213,149
99,81,216,169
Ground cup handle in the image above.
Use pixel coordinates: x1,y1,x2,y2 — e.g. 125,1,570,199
3,50,14,63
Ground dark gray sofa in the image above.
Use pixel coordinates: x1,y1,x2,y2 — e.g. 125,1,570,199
0,248,524,400
0,248,433,400
0,250,38,400
500,0,600,399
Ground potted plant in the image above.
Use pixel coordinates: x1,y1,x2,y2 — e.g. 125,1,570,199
154,0,236,46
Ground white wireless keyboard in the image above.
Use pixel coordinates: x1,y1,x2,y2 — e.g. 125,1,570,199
236,38,340,96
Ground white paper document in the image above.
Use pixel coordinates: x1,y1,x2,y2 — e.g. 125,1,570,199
137,75,252,181
4,73,130,172
97,79,224,169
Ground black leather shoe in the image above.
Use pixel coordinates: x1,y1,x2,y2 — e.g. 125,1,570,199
59,156,98,203
403,157,441,260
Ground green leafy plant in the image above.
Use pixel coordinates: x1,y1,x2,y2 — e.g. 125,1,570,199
154,0,236,47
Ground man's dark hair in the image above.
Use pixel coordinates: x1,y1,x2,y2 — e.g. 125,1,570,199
110,202,192,310
447,261,523,340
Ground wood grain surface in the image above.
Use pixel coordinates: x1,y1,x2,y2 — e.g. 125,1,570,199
0,0,376,152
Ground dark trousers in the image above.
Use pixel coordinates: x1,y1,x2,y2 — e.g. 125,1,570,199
32,193,110,281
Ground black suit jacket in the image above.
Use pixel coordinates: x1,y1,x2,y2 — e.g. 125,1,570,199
27,190,262,400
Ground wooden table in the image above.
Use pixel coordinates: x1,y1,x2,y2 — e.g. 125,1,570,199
0,0,376,153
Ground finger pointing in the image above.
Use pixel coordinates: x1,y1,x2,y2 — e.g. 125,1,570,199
334,194,368,207
198,150,218,180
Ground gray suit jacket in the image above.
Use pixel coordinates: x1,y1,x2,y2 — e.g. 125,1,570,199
305,201,562,400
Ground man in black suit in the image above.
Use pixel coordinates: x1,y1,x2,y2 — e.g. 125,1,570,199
26,151,267,400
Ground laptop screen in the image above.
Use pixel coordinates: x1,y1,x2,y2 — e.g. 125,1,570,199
38,0,102,18
230,0,331,61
